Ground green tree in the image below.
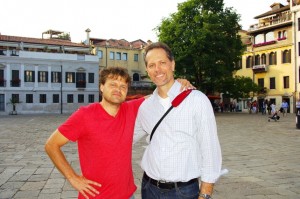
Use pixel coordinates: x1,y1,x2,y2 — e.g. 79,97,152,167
218,76,261,100
156,0,244,94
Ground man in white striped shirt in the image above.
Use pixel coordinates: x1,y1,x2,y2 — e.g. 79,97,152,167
133,42,222,199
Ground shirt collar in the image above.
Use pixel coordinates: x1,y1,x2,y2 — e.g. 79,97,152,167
152,80,181,102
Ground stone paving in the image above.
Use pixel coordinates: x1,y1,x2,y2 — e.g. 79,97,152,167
0,112,300,199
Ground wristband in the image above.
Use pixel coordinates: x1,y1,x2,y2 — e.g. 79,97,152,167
199,193,212,199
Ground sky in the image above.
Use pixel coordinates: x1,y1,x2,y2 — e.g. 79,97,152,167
1,0,288,43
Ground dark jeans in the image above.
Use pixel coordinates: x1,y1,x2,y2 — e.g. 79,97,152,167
141,176,199,199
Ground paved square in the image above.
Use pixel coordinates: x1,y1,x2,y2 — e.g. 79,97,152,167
0,112,299,199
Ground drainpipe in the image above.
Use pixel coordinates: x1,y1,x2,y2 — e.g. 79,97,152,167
293,9,298,113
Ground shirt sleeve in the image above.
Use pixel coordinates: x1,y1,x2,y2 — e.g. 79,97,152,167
133,103,148,144
58,107,87,142
195,94,222,183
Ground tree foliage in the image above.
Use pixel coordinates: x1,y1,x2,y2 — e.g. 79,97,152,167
217,76,261,100
156,0,245,94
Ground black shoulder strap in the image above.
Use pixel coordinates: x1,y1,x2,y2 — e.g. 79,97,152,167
149,89,193,141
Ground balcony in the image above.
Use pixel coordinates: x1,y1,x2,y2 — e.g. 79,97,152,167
252,64,268,73
76,80,86,88
0,79,6,87
253,40,276,48
10,79,21,87
248,12,292,33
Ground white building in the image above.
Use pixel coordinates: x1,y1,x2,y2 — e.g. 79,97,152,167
0,30,99,115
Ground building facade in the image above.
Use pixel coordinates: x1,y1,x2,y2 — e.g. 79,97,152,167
235,1,297,113
0,30,99,115
88,32,153,96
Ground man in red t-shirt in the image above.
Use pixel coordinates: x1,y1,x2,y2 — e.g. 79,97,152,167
45,66,192,199
45,67,143,199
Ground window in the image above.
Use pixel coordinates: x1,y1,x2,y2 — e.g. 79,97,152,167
78,94,84,103
122,53,128,61
116,52,121,60
12,70,19,80
269,52,277,65
283,30,287,38
12,94,19,103
67,94,73,103
282,49,291,63
283,76,289,89
261,54,266,65
270,77,276,89
298,18,300,31
88,94,94,103
53,94,59,103
66,72,75,83
76,72,86,82
246,56,252,68
38,71,48,82
11,70,20,87
40,94,47,103
254,55,260,65
51,72,61,83
134,54,138,61
0,69,4,87
110,51,115,60
26,94,33,103
24,71,35,82
88,73,94,83
133,73,140,81
258,78,264,88
98,50,103,59
278,31,282,39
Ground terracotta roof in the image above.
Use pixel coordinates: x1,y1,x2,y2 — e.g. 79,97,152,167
91,38,147,49
0,34,87,47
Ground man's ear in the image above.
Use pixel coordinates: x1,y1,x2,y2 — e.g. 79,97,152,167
100,84,104,93
172,60,175,72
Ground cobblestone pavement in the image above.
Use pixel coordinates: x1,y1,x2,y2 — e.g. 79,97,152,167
0,112,300,199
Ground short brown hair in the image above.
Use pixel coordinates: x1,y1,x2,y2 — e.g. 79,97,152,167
144,42,174,66
100,66,131,85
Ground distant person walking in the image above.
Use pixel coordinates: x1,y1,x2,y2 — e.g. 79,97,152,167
296,99,300,115
281,100,289,117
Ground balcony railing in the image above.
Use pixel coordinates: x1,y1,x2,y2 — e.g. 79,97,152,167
0,79,6,87
252,64,268,73
10,79,21,87
76,81,86,88
248,12,292,32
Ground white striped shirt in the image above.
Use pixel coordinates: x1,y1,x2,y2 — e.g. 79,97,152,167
133,81,222,183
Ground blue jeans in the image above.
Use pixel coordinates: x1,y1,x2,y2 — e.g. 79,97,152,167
141,176,199,199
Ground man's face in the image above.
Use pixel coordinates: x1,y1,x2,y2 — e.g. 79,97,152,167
100,75,128,105
145,48,175,88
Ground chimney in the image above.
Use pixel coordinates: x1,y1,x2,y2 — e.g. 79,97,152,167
85,28,91,45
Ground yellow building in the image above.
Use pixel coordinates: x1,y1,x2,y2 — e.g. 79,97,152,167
235,2,296,113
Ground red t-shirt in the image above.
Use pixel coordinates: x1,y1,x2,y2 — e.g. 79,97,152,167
58,98,144,199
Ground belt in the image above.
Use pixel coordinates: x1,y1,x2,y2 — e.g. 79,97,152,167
143,172,198,190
